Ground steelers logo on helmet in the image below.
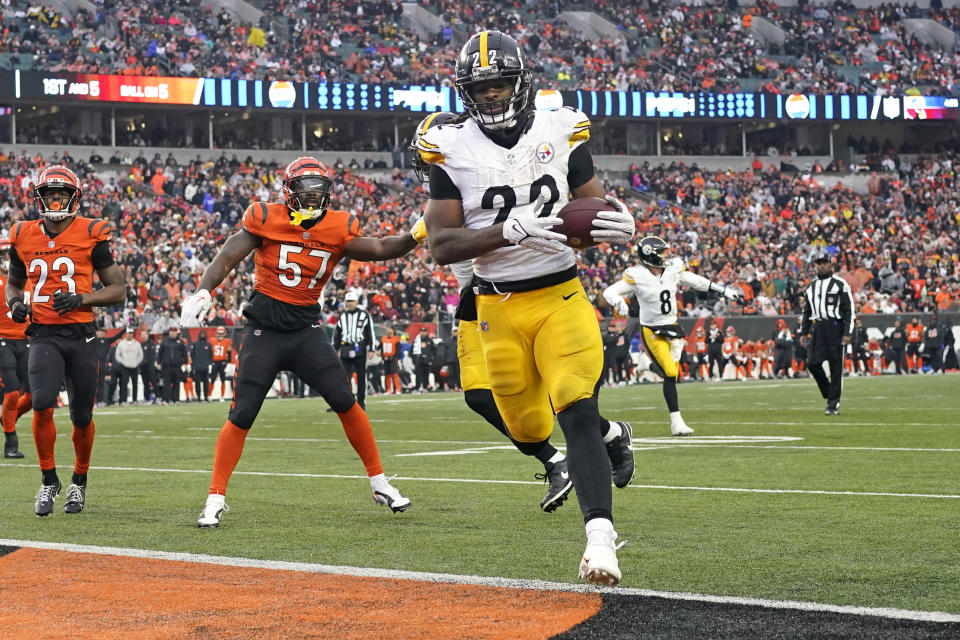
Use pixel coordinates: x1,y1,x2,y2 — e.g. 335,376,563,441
410,111,459,183
455,31,534,131
638,236,669,268
282,157,334,225
34,165,82,222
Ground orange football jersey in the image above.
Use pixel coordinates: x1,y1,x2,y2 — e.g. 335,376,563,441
211,337,232,362
241,202,359,306
10,217,111,325
0,272,28,339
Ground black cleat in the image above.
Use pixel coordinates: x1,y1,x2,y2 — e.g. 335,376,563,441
34,480,62,517
63,483,86,514
537,458,573,513
4,432,24,458
825,401,840,416
606,421,635,488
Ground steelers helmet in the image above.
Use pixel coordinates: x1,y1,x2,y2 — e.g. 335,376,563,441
454,31,534,131
638,236,669,268
410,111,459,183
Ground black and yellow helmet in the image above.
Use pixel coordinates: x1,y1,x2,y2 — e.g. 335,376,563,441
409,111,459,183
638,236,670,268
454,31,533,131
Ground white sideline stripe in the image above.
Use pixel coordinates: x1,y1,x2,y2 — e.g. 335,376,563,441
2,463,957,499
0,539,957,624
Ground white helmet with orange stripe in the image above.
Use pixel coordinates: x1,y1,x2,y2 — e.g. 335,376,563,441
34,165,82,222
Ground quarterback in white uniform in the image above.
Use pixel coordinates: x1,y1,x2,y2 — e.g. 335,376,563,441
421,30,637,586
411,112,573,513
604,236,742,435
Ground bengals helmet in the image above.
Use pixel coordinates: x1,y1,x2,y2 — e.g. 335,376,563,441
454,31,534,131
410,111,459,182
638,236,669,268
282,157,334,223
35,165,82,221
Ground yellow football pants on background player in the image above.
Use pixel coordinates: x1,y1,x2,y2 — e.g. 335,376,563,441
457,320,490,391
641,326,679,378
476,279,603,442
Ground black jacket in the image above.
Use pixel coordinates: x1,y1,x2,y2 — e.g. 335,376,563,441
158,336,188,367
191,338,214,370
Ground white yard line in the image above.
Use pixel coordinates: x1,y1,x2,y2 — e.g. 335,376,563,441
0,539,957,624
2,462,957,499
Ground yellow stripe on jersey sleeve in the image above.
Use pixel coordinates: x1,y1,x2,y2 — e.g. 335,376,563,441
569,129,590,146
622,273,636,285
417,139,439,150
418,150,445,165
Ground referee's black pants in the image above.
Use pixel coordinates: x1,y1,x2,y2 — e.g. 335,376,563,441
807,320,845,405
341,355,367,409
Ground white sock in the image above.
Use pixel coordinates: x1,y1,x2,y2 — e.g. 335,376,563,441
602,421,622,443
369,473,387,489
548,451,565,464
585,517,615,540
670,411,683,422
206,493,225,506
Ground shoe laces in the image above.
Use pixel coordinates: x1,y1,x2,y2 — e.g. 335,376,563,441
66,484,85,503
534,472,548,483
36,483,58,502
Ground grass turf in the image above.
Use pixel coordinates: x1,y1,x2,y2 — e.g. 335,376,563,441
1,374,957,613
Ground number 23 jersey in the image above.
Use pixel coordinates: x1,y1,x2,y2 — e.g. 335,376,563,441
9,217,112,325
418,107,591,282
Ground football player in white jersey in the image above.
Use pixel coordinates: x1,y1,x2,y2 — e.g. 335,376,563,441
420,31,637,586
411,112,573,513
603,236,743,436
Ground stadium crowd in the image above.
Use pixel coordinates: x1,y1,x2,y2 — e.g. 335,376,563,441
1,0,958,96
0,146,957,334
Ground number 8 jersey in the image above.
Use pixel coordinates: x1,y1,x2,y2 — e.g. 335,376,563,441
9,217,112,325
417,107,591,282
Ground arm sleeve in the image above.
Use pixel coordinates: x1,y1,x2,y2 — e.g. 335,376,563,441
428,166,462,200
602,280,634,308
9,246,26,279
91,241,115,270
840,279,855,336
567,144,595,190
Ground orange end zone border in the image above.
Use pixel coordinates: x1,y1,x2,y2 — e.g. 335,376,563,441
0,547,601,639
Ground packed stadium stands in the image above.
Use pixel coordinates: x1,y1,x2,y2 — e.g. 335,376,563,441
2,0,959,94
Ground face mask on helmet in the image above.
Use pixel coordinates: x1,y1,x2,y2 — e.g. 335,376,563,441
284,175,332,222
455,31,533,131
35,178,81,222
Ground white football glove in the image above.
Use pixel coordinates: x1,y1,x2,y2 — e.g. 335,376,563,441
723,287,745,302
613,298,629,317
502,213,567,255
590,195,636,244
180,289,212,328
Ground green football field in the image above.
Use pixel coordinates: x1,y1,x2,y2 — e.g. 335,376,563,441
1,374,958,614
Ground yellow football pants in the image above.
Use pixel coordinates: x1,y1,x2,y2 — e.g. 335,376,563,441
476,279,603,442
456,320,490,391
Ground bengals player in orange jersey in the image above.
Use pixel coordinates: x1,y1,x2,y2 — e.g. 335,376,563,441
182,157,419,528
207,326,232,401
5,165,126,516
0,240,32,459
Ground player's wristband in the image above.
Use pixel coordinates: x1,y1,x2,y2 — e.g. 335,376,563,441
7,297,23,308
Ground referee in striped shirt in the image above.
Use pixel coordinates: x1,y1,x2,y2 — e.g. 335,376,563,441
800,249,855,415
333,291,376,409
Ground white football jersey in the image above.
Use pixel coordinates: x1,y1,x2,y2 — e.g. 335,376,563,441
449,259,474,290
621,258,706,326
418,107,591,282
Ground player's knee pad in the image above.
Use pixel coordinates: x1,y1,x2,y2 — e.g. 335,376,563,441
30,385,60,411
502,404,554,443
69,406,92,428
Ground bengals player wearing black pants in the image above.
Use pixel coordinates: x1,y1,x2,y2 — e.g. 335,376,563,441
6,165,126,516
0,239,31,458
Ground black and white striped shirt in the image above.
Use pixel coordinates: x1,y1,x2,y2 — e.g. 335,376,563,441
801,275,855,336
333,308,375,350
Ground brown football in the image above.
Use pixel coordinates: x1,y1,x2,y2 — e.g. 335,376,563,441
555,197,617,249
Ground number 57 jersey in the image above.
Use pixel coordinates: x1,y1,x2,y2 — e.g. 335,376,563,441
417,107,591,282
240,202,359,329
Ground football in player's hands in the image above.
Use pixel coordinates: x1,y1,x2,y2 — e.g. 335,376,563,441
555,197,617,249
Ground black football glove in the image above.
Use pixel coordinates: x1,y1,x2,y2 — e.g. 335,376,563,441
7,297,29,323
52,291,85,315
